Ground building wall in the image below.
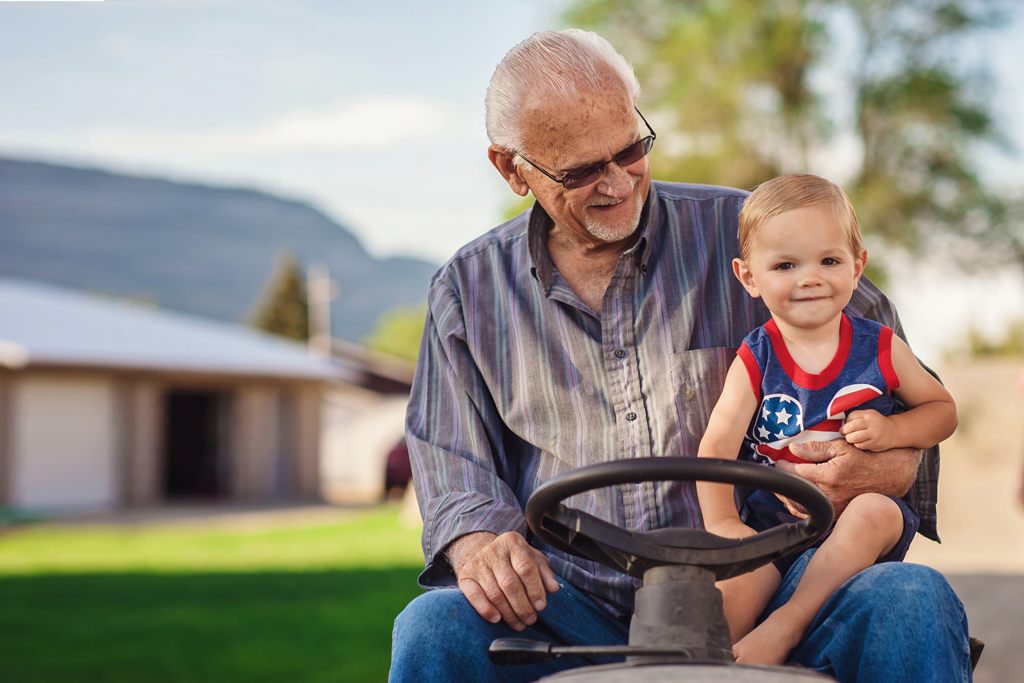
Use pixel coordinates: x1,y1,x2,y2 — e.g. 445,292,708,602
0,374,11,506
294,385,322,499
230,386,279,500
227,384,323,502
0,368,328,511
119,380,164,506
320,385,408,503
9,375,118,510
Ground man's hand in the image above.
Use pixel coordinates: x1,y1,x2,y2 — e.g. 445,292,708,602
778,439,921,518
446,531,560,632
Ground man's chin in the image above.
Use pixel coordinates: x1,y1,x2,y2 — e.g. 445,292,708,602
582,221,634,243
584,197,643,243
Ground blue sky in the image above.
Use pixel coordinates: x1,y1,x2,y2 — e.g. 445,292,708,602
0,0,1022,362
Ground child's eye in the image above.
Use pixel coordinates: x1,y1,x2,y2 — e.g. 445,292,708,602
774,262,794,271
822,258,840,266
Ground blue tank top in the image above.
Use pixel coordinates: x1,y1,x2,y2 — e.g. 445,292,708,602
737,314,900,466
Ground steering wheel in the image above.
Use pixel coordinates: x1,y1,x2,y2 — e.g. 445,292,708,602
525,457,833,581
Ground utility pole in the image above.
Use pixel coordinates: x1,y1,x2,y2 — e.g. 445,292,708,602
306,263,337,359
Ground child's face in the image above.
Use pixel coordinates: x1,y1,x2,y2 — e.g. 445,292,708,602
733,206,867,332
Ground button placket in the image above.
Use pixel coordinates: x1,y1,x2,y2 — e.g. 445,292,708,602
617,279,649,457
603,260,649,532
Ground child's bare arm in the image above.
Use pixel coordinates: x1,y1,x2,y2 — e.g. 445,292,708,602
841,336,957,452
697,358,760,538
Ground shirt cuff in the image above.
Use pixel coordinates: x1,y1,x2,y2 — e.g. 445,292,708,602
418,494,529,589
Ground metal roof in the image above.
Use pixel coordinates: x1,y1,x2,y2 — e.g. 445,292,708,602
0,278,349,380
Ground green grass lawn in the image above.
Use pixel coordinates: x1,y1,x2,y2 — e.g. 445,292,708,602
0,507,426,683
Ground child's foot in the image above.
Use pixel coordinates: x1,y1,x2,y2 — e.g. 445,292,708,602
732,609,803,666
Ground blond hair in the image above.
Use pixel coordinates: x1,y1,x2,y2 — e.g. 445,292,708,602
739,174,863,262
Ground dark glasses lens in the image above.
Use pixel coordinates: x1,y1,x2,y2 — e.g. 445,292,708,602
616,136,653,166
560,166,605,190
560,136,654,189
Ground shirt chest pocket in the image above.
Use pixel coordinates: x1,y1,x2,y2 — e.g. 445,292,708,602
669,347,736,456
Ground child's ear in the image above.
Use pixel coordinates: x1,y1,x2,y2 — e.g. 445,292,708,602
732,258,760,298
852,248,868,289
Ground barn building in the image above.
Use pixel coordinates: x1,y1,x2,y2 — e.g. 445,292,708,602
0,278,347,513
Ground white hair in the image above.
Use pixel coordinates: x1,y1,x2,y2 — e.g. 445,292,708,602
485,29,641,158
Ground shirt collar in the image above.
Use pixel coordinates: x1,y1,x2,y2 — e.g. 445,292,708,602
527,183,661,292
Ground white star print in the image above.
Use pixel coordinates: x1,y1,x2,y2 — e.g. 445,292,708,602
758,425,770,440
775,408,792,425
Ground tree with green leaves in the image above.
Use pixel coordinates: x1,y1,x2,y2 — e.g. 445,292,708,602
562,0,1020,280
249,252,310,342
363,304,428,362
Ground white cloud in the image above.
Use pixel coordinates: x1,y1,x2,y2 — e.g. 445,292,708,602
238,95,470,150
0,95,473,162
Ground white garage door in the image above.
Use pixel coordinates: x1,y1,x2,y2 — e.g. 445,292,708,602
11,376,118,510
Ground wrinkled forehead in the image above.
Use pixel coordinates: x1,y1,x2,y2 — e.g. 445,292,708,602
518,82,638,167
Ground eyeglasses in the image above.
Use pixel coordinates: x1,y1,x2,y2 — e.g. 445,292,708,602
516,107,657,190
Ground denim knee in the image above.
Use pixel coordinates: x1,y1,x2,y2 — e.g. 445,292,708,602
391,589,502,683
394,588,489,647
849,562,965,620
793,561,972,682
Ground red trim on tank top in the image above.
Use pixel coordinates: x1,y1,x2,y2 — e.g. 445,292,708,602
765,315,852,390
737,342,762,401
878,326,900,391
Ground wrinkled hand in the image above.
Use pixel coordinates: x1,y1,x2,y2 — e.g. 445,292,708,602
447,531,560,631
840,409,896,452
776,439,921,518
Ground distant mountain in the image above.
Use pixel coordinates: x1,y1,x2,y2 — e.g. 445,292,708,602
0,157,439,342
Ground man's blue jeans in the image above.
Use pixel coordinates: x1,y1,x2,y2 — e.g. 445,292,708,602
389,550,973,682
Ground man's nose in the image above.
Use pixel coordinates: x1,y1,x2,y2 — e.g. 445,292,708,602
595,161,634,197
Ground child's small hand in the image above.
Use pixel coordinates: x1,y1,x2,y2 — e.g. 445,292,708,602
840,409,895,452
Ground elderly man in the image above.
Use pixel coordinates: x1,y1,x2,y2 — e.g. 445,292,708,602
390,29,972,683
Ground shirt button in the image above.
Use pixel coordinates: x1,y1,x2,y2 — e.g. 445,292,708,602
641,264,648,274
615,349,625,359
626,412,637,421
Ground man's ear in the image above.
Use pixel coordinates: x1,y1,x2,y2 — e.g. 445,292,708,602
852,248,868,289
733,258,760,298
488,145,531,197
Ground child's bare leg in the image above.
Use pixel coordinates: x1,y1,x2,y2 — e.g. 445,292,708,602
733,493,904,665
716,563,782,644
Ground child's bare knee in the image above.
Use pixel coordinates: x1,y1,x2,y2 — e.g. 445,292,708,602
842,493,902,534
